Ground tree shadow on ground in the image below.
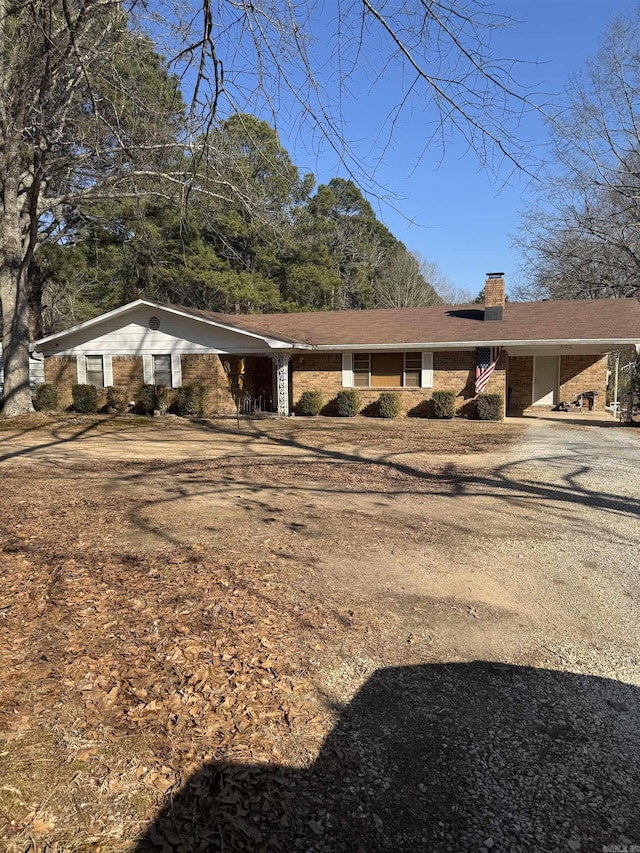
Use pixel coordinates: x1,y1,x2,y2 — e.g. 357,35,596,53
134,662,639,852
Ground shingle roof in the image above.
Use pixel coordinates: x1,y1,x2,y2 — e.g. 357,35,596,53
174,299,640,347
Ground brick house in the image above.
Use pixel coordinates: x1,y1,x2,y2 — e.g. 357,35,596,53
30,275,640,417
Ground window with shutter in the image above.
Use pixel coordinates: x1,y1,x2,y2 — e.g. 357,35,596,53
345,351,430,387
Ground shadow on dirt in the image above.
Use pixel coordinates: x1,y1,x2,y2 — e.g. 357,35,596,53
134,661,639,852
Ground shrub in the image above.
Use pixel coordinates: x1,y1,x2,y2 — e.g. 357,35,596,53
139,384,159,415
297,390,323,416
377,392,401,419
335,389,361,417
174,384,206,417
476,393,503,421
32,383,58,412
431,390,455,419
105,385,129,413
71,383,98,413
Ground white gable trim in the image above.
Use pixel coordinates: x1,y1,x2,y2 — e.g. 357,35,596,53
31,299,309,352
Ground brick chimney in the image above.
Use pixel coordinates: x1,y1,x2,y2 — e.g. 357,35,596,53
484,272,505,320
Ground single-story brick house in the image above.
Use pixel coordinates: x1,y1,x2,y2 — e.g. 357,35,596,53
30,275,640,417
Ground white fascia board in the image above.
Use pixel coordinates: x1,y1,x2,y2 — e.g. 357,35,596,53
314,337,640,351
31,298,309,352
264,338,312,350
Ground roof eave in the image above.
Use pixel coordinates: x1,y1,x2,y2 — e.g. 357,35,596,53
312,337,640,351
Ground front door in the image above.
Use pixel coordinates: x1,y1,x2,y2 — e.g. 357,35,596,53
532,355,559,406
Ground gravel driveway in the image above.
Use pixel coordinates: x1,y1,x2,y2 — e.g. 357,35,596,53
137,417,640,853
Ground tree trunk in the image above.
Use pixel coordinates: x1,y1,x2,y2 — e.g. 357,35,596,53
1,230,34,418
28,258,45,341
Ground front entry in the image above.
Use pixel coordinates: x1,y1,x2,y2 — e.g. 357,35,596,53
532,355,559,406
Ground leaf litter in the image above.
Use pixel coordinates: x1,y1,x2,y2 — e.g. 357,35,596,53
0,468,369,852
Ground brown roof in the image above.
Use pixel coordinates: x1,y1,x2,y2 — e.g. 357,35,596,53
173,299,640,347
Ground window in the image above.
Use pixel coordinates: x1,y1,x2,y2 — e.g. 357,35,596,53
143,354,181,388
153,355,172,387
404,352,422,387
353,353,370,387
85,355,104,388
349,351,425,388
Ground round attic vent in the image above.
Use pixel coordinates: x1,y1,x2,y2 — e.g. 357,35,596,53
148,316,160,330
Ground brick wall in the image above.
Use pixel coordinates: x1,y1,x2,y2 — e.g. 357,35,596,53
45,350,606,417
559,354,608,410
507,356,533,415
112,356,144,395
291,350,507,416
44,353,240,414
292,353,343,404
44,355,78,408
181,354,236,415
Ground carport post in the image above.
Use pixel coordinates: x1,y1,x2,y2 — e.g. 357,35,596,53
273,354,291,416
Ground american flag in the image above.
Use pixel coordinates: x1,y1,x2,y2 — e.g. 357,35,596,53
475,346,502,394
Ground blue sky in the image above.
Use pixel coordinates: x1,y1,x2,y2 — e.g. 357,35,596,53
276,0,636,299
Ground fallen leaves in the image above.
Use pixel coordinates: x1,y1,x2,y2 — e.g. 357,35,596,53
0,463,358,851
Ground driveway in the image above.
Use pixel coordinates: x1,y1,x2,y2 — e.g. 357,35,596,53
1,414,638,852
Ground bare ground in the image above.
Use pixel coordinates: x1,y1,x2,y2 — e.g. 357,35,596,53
0,414,638,852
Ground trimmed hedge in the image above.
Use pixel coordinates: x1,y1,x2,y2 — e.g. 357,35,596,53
431,390,455,419
335,389,361,417
297,390,323,416
33,383,59,412
72,383,98,414
476,393,503,421
106,385,129,413
173,384,206,417
377,392,401,419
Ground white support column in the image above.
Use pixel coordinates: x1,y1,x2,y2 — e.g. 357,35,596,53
272,354,291,416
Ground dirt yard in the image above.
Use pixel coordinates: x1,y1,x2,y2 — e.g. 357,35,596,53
1,414,638,852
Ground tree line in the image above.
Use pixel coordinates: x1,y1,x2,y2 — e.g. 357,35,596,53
32,114,447,338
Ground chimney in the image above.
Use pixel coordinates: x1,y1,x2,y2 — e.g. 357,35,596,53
484,272,505,320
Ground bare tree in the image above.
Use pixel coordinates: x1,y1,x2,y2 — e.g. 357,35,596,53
414,254,475,305
515,9,640,302
374,250,442,308
1,0,537,416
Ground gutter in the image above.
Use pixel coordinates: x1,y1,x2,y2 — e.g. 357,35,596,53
310,338,640,351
